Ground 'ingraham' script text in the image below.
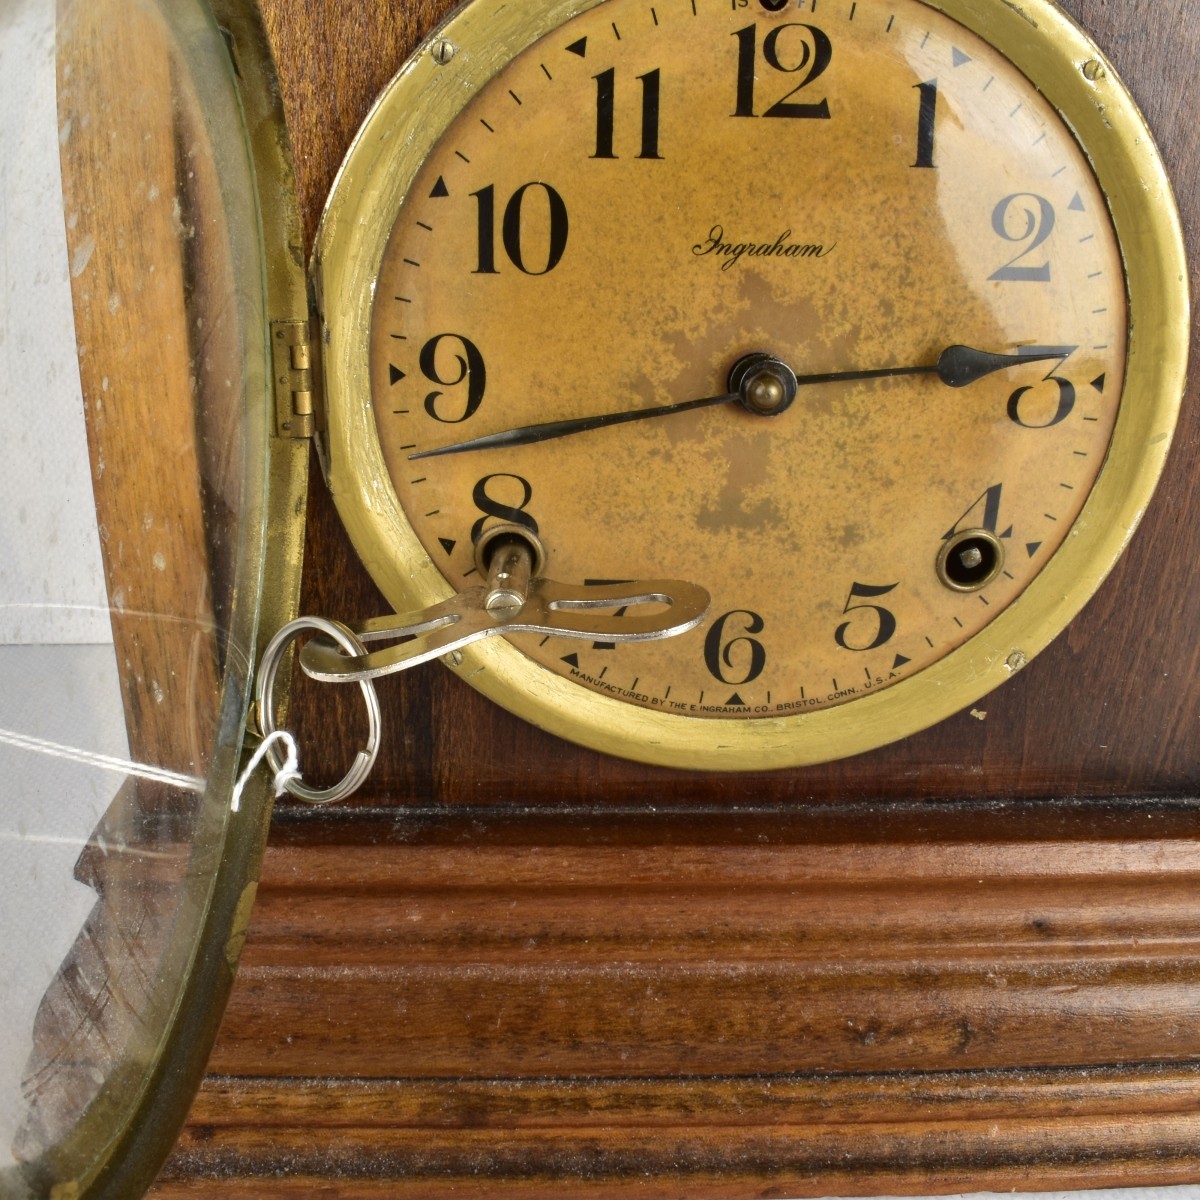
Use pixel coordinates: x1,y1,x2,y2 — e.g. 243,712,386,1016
692,224,836,271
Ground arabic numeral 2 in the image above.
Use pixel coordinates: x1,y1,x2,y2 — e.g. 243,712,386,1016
732,23,833,119
988,193,1055,282
472,182,569,276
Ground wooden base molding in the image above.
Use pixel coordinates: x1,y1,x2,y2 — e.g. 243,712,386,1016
156,1069,1200,1197
155,823,1200,1194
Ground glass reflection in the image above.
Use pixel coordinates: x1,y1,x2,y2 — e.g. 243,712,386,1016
0,0,267,1190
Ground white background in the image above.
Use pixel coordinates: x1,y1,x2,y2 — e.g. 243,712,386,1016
0,0,126,1165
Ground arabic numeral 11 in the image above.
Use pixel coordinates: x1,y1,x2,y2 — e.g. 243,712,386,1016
593,68,663,160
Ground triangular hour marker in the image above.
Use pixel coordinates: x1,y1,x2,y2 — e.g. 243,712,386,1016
566,36,588,57
389,365,406,386
1027,542,1043,558
1090,373,1106,394
430,176,450,198
951,47,972,67
725,693,747,707
1069,192,1086,212
561,652,581,668
438,537,457,556
1000,525,1014,539
893,654,911,669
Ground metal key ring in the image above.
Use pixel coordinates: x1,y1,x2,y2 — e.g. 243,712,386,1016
255,617,382,805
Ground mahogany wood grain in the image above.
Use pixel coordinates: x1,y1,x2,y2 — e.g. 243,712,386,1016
158,0,1200,1193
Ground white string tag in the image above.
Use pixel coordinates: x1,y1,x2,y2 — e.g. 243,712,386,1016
231,730,301,813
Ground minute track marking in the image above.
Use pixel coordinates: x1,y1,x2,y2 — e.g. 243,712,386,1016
407,344,1074,460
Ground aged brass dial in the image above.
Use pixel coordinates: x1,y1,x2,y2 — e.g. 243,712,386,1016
315,0,1187,769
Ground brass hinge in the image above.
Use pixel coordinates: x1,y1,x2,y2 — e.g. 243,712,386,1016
271,319,319,439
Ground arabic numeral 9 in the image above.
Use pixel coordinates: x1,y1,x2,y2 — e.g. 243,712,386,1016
420,334,486,424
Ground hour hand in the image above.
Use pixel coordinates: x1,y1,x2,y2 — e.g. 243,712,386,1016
935,344,1075,387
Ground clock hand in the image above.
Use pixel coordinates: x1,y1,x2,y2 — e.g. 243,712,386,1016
408,344,1074,460
408,390,735,460
936,343,1075,388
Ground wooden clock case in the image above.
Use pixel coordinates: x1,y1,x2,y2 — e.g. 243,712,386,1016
151,1,1200,1193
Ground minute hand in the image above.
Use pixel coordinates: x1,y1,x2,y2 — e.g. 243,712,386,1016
408,344,1073,461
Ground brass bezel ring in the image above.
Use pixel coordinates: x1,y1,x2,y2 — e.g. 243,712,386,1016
314,0,1188,771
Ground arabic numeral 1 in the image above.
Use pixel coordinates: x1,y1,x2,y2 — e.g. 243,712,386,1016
912,79,937,168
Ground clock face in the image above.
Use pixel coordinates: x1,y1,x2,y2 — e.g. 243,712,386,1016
317,0,1182,768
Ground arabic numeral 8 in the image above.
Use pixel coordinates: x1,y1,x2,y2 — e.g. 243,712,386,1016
471,473,538,543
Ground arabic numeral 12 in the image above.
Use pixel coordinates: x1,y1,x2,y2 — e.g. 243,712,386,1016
732,23,833,119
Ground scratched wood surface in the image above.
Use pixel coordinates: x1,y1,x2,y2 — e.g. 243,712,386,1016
156,0,1200,1193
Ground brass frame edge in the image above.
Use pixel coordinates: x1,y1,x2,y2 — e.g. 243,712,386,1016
314,0,1188,772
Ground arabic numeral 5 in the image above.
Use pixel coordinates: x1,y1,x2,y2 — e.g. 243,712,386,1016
834,581,899,652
